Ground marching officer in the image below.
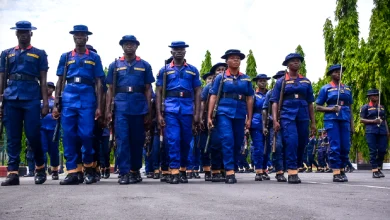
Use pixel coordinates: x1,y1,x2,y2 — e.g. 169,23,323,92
53,25,104,185
0,21,49,186
316,64,353,182
208,49,254,184
105,35,155,184
360,89,389,178
156,41,202,184
250,74,270,181
270,53,316,184
41,82,60,180
306,134,319,172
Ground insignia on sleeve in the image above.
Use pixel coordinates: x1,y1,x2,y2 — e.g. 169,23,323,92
185,70,195,75
7,53,15,58
85,60,96,65
134,67,145,71
27,53,39,59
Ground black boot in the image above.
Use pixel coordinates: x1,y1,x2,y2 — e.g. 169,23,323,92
275,173,287,182
166,174,172,183
373,171,381,178
1,173,20,186
160,174,169,182
153,172,160,179
146,172,154,178
262,172,271,180
225,174,237,184
119,173,130,184
349,166,356,173
193,172,201,179
204,171,212,181
211,173,224,182
170,174,180,184
34,168,47,184
129,173,138,184
186,172,193,179
84,167,96,184
60,173,79,185
255,173,263,181
23,173,34,177
77,171,84,183
333,174,344,182
340,171,348,182
95,170,101,182
179,171,188,183
52,171,59,180
288,174,301,184
136,171,142,182
378,169,385,178
104,169,110,179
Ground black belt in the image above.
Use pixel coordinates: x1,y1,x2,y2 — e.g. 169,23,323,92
327,101,349,106
9,73,38,81
166,91,192,98
254,109,262,113
222,93,246,102
284,93,306,100
116,86,145,93
67,77,94,86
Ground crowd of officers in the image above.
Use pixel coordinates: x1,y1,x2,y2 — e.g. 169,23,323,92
0,21,388,186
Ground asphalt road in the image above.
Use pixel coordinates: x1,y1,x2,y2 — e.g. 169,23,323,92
0,171,389,220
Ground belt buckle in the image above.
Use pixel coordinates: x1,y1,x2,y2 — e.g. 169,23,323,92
294,94,299,99
128,87,133,92
238,95,242,100
340,101,344,106
75,77,81,83
15,73,22,80
180,92,184,97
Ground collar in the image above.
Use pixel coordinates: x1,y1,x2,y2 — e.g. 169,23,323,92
71,48,90,57
285,72,303,80
256,89,267,94
169,60,188,68
15,45,33,50
369,101,380,107
225,69,243,77
119,56,141,61
329,81,344,87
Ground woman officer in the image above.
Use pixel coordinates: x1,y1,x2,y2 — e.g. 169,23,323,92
270,53,316,184
360,89,389,178
316,64,353,182
208,49,254,184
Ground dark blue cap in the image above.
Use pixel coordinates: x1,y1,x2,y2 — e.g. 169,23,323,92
221,49,245,60
252,74,271,81
273,70,285,79
69,25,93,35
367,89,379,96
86,44,97,53
169,41,189,48
119,35,140,46
326,64,345,76
202,72,215,81
47,82,55,88
10,21,37,30
282,53,304,66
210,62,227,74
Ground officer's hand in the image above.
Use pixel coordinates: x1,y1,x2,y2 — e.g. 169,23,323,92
263,128,269,136
332,105,341,113
105,112,112,126
194,113,200,126
40,104,49,118
373,118,382,124
95,108,101,120
310,122,316,136
144,114,152,129
52,107,60,120
245,120,251,130
158,114,166,128
208,117,214,130
200,119,206,131
273,121,280,133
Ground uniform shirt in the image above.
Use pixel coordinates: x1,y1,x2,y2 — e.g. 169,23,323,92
270,74,314,121
308,137,317,147
156,61,201,115
262,89,273,122
209,69,254,119
56,49,104,108
251,90,267,129
201,82,212,102
41,96,56,130
316,82,353,122
0,45,48,100
106,56,155,114
360,101,387,134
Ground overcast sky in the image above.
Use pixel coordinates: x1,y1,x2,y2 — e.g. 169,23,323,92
0,0,374,84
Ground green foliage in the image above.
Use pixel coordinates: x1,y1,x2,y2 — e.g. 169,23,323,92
245,50,257,79
295,45,307,76
199,50,212,77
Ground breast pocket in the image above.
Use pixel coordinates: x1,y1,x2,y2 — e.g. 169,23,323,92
131,70,145,84
25,56,38,74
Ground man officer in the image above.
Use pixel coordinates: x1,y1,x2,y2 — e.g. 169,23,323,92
53,25,104,185
0,21,49,186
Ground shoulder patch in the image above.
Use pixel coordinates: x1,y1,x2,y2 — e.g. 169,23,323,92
27,53,39,59
345,87,351,91
85,60,95,65
300,80,311,84
327,88,337,92
368,107,376,111
7,53,15,58
186,70,195,75
117,67,127,71
286,80,295,84
134,67,145,71
67,60,75,66
167,70,175,75
223,78,233,82
241,78,251,82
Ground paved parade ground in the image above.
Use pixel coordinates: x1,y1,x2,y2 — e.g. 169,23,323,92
0,170,389,220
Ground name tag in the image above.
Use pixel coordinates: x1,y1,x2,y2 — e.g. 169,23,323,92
167,71,175,75
117,67,127,71
8,53,15,58
223,78,233,82
286,80,295,84
134,67,145,71
84,60,95,65
27,53,39,59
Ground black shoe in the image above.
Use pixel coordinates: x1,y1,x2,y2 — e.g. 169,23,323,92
349,166,356,173
244,168,251,173
166,174,172,183
118,174,121,179
60,173,79,185
23,173,34,177
288,174,301,184
306,168,312,173
47,167,52,175
225,174,237,184
249,168,254,173
34,168,47,184
187,172,193,179
373,171,381,178
1,173,20,186
146,172,154,178
238,169,244,173
84,168,96,184
78,172,84,183
325,169,332,173
275,173,287,182
193,172,201,179
262,172,271,180
179,171,188,183
211,173,224,182
205,171,212,181
153,172,160,179
113,170,119,174
378,169,385,178
333,174,344,182
160,174,169,182
340,171,348,182
170,174,180,184
104,169,110,179
52,171,59,180
136,171,142,182
95,170,101,182
129,173,138,184
119,173,130,184
255,173,263,181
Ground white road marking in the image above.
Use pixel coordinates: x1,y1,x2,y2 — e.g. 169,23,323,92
306,181,390,190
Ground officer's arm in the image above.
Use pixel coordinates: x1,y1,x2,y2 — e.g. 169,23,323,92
207,95,216,120
359,106,376,124
54,77,63,104
105,86,112,114
246,96,254,122
350,105,354,132
95,77,102,111
145,84,152,115
155,86,162,118
0,52,5,97
308,103,315,123
194,86,202,119
40,70,49,107
262,109,268,130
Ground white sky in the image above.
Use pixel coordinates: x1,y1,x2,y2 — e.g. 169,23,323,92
0,0,374,84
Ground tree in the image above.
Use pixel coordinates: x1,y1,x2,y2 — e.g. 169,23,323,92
295,45,307,76
199,50,212,79
245,50,257,79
